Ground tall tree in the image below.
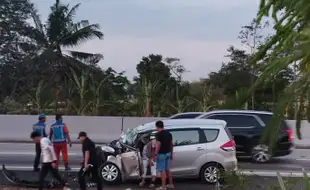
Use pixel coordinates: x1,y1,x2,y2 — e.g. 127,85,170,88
134,54,172,116
0,0,37,65
239,19,268,109
0,0,38,101
29,0,104,111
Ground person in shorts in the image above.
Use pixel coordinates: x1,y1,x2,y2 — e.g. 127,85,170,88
152,121,174,190
139,131,157,188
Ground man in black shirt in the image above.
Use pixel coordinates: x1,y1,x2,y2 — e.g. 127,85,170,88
152,121,174,190
77,132,102,190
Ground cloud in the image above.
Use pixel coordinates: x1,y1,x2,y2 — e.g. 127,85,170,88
71,35,240,81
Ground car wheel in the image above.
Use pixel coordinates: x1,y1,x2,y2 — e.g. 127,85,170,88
200,163,223,184
251,144,272,163
99,162,121,185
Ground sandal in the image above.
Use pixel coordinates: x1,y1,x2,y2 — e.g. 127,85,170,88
149,183,155,188
139,181,146,187
166,184,175,188
155,186,166,190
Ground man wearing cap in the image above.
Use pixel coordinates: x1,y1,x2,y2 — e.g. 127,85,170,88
32,114,47,172
78,131,102,190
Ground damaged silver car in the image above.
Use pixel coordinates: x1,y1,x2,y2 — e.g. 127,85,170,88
97,119,238,185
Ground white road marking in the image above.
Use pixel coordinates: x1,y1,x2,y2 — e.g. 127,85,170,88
3,165,81,172
241,170,310,177
0,152,78,156
296,158,310,161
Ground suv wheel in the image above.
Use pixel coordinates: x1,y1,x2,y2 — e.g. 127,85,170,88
200,163,223,184
99,162,121,185
251,144,272,163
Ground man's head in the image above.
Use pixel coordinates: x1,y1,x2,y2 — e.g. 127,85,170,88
77,131,87,143
55,114,62,122
30,131,41,143
38,114,46,123
155,120,164,131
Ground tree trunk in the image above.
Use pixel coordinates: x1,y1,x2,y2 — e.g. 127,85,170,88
145,101,151,116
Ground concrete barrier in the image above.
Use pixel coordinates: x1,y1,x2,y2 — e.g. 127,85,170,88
0,115,165,143
0,115,309,148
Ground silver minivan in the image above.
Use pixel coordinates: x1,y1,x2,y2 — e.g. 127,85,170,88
99,119,238,184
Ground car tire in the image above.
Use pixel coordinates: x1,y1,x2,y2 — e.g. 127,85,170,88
200,162,223,184
251,144,272,163
99,162,121,185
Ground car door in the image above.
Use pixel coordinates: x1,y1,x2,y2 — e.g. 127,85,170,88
120,147,141,179
167,128,205,176
204,114,262,155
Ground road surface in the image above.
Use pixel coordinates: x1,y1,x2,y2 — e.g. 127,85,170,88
0,142,309,189
0,171,307,190
1,143,310,176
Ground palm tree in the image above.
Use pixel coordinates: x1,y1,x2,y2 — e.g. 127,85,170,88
253,0,310,145
29,0,103,111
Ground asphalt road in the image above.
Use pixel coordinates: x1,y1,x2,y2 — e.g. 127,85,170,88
1,143,310,175
0,142,310,189
0,171,308,190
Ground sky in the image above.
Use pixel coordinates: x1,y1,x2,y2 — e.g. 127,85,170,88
32,0,264,81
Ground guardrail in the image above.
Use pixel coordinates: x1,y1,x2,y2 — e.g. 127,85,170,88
0,115,308,148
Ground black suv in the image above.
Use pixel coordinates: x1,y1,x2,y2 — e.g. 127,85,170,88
170,110,294,163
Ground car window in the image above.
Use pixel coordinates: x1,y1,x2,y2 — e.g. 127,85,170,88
203,129,219,142
256,114,290,129
170,114,202,119
169,129,200,146
206,114,260,128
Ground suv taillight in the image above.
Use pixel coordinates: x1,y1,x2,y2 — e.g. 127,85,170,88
220,140,236,151
286,129,294,141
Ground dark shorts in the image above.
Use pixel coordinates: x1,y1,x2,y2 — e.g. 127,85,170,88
156,153,171,172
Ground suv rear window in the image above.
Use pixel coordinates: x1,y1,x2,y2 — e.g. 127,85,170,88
256,114,290,129
203,129,219,142
224,126,234,140
170,113,202,119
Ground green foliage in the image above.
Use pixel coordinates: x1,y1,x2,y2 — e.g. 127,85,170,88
251,0,310,145
0,0,300,118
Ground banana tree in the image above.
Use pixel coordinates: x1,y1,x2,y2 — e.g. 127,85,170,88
68,68,92,115
63,78,75,114
136,77,162,116
26,80,52,113
167,86,192,113
88,74,111,115
190,83,214,112
29,0,103,112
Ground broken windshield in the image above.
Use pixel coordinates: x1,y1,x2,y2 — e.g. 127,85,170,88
120,128,139,145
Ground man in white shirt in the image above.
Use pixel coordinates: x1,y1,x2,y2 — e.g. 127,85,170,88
30,131,70,190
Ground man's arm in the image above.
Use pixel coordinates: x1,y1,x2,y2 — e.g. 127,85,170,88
64,124,72,146
49,128,53,141
43,126,47,137
170,139,174,160
153,134,161,161
84,151,90,167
